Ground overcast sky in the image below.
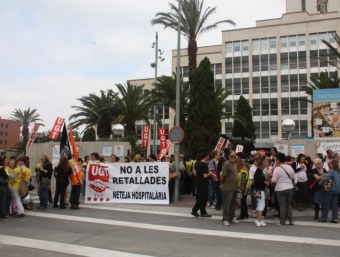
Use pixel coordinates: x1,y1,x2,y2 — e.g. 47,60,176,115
0,0,286,134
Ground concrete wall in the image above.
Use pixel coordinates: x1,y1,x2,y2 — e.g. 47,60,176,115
27,141,131,176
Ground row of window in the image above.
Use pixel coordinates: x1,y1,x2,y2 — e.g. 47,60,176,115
0,140,7,145
0,131,8,136
226,32,336,55
0,124,9,129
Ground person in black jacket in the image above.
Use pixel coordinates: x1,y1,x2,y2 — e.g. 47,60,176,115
53,156,72,209
0,157,11,218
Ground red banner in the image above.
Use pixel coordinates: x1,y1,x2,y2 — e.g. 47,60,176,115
26,123,40,153
214,137,226,152
158,128,167,150
141,126,150,147
157,143,171,160
49,117,65,139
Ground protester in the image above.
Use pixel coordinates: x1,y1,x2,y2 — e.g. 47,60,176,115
0,157,11,219
191,152,215,218
53,156,72,209
236,158,251,220
70,162,83,210
270,152,295,226
37,155,53,210
221,151,239,226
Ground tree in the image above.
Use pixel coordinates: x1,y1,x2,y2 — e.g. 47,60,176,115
107,82,155,139
151,0,235,77
232,95,256,154
183,57,221,156
152,73,189,129
82,128,96,142
69,90,118,139
322,32,340,70
10,107,43,155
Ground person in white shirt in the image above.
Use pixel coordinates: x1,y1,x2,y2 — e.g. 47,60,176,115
270,152,295,226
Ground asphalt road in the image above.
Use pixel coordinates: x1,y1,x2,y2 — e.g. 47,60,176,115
1,195,340,257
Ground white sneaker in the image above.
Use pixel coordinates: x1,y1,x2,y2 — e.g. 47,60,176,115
230,218,239,224
222,220,230,226
255,219,261,227
259,220,267,226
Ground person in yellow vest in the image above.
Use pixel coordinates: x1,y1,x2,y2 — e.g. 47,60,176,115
70,161,83,210
236,157,252,220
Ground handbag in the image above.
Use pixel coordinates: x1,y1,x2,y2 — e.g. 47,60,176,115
18,168,28,197
41,177,50,190
281,166,298,192
170,171,179,179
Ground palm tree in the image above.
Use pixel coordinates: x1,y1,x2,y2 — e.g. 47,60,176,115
10,108,43,155
107,82,155,138
322,32,340,70
152,73,189,129
151,0,235,77
69,90,118,139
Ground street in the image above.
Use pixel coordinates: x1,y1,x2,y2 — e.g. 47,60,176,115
0,195,339,257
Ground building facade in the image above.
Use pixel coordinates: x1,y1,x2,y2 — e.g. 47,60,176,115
0,118,21,150
131,2,340,153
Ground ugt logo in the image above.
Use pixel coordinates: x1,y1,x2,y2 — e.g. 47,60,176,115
88,163,109,193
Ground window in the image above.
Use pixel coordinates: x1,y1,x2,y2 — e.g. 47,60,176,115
261,55,269,71
253,99,261,116
290,74,299,92
270,76,278,93
234,78,241,95
319,49,328,67
302,0,306,11
289,36,297,47
233,57,241,73
4,140,6,145
234,42,240,52
242,41,249,51
261,76,269,93
281,37,288,48
300,99,308,114
281,75,289,92
310,34,317,45
183,66,189,77
253,77,260,94
281,98,290,115
298,51,307,69
242,78,249,94
215,63,222,75
298,35,305,46
261,39,268,50
262,121,270,138
269,38,276,49
271,99,278,115
262,99,269,116
226,42,233,53
252,55,260,72
269,54,277,70
319,33,327,45
4,132,7,136
225,57,232,74
310,50,318,67
329,33,335,44
289,52,298,69
0,140,2,144
252,39,259,51
241,56,249,73
280,52,288,70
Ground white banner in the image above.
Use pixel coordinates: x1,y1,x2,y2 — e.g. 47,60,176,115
85,162,169,204
317,142,340,156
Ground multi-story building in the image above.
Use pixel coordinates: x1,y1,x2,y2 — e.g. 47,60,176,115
0,117,21,150
131,1,340,152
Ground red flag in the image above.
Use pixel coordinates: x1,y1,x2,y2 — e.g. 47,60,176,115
141,126,150,147
26,123,40,153
158,128,167,149
157,143,170,160
214,137,226,152
49,117,65,139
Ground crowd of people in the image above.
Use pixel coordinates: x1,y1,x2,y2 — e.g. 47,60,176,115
190,147,340,227
1,148,340,228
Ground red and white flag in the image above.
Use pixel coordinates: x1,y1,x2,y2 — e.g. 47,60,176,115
26,123,40,153
157,143,171,160
214,137,226,152
158,128,167,150
141,126,150,147
49,117,65,140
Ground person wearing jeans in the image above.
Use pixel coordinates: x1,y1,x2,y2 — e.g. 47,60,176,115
270,152,295,226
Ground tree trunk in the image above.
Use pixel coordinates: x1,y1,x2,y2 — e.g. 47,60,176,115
188,37,198,79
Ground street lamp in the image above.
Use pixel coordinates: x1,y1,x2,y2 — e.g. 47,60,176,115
282,118,296,140
113,124,124,142
151,32,165,155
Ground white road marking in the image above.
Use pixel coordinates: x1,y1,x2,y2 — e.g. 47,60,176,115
26,212,340,247
0,235,154,257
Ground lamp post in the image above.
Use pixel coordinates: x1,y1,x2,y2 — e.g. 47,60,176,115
151,32,165,155
112,124,124,142
282,118,295,140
